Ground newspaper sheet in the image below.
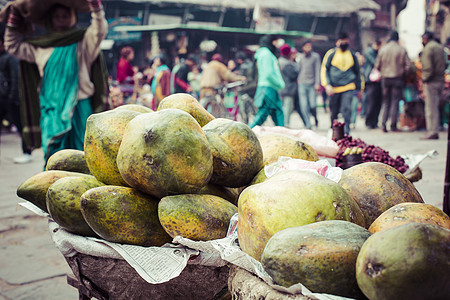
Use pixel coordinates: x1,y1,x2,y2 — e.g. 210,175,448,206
48,219,225,284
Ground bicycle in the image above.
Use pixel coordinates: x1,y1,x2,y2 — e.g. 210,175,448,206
238,92,256,125
202,81,256,124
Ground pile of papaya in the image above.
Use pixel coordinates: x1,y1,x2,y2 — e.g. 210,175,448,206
16,93,450,299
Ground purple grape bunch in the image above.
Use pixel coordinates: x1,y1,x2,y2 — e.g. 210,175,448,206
335,136,409,173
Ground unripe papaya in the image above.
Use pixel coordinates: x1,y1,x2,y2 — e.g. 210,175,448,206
117,109,213,198
197,184,239,204
249,167,267,185
17,170,91,213
262,220,371,299
158,194,237,241
356,223,450,300
45,149,91,174
80,186,171,246
238,170,365,261
202,118,263,188
46,176,104,237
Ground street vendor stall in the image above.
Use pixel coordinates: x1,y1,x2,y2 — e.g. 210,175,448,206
9,78,449,299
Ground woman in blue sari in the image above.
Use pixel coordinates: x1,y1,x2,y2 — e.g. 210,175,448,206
4,0,108,165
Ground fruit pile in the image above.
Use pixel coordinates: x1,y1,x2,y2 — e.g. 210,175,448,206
15,95,449,299
17,93,320,247
335,136,409,173
247,162,449,299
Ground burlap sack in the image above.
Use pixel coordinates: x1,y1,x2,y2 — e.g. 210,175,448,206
0,0,90,24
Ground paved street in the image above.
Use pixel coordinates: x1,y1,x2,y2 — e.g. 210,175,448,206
0,109,448,299
0,132,78,299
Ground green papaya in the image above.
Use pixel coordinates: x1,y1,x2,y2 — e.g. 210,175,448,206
238,170,366,261
249,167,267,185
356,223,450,300
197,184,239,204
116,109,213,198
202,118,264,188
46,176,104,237
17,170,91,213
158,194,237,241
262,220,371,298
80,186,171,246
45,149,91,174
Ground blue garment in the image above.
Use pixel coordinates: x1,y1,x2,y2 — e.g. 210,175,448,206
254,47,285,92
39,43,92,162
250,86,284,128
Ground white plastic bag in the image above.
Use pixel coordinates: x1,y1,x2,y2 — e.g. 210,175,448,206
264,156,343,183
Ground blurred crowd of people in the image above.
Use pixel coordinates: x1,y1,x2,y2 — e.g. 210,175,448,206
109,29,448,140
1,0,448,167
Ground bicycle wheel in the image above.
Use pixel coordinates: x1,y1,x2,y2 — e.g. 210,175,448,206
204,99,227,118
239,95,257,125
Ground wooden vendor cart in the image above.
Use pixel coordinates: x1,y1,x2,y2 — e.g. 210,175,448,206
64,253,229,300
48,222,230,300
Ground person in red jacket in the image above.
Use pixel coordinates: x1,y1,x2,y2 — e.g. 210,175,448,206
116,46,135,84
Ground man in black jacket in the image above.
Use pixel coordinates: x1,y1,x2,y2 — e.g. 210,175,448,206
363,40,382,129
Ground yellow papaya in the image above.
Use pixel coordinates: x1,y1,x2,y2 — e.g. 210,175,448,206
80,186,171,246
84,109,141,186
238,170,365,261
114,104,153,113
117,109,213,198
17,170,91,213
157,93,214,127
368,202,450,233
46,176,104,237
339,162,424,228
158,194,237,241
258,133,319,166
45,149,91,174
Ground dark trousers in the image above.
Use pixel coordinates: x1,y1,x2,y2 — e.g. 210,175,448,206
365,82,382,128
329,90,354,135
1,101,32,154
381,77,404,130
